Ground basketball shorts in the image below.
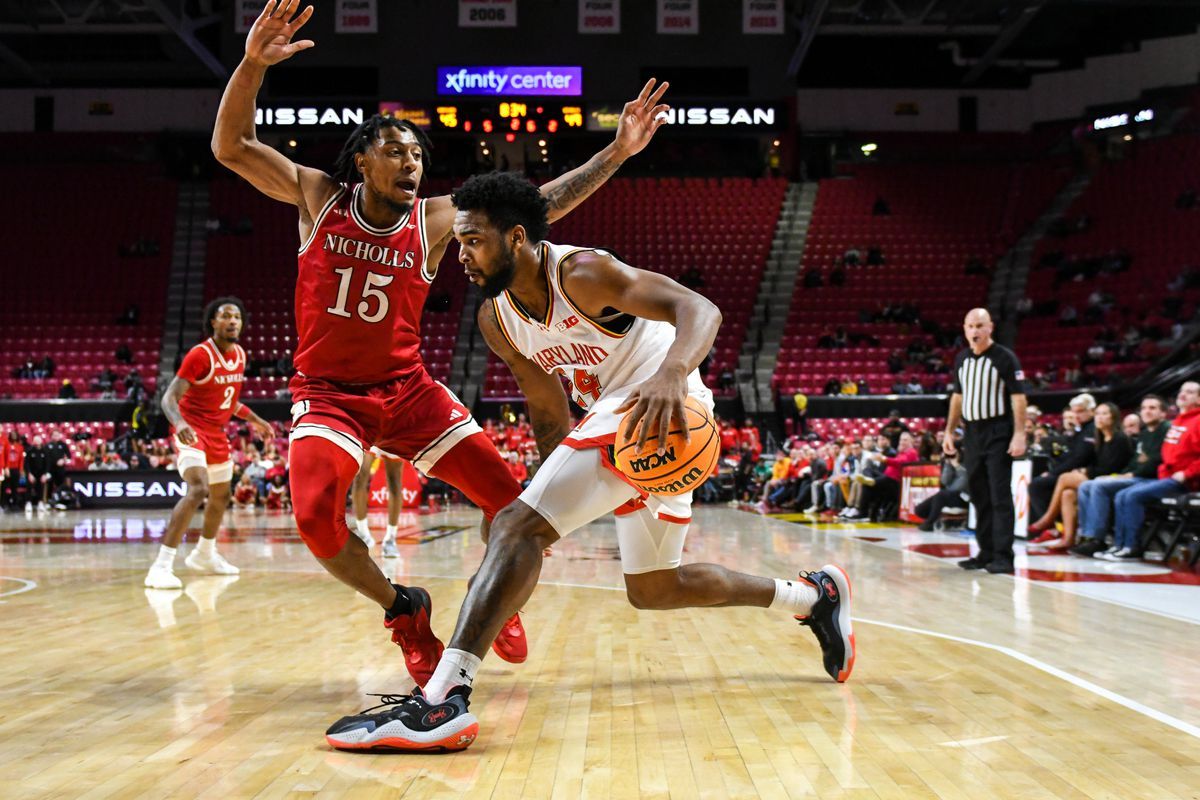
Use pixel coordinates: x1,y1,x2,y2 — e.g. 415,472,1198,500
288,368,480,473
519,387,713,575
173,426,233,484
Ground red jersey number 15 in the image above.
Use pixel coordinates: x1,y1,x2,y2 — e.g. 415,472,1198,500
327,267,393,323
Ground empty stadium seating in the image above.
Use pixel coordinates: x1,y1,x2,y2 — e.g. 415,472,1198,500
0,164,172,399
482,176,788,399
774,158,1073,396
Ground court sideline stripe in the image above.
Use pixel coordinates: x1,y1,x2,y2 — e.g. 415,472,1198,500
855,616,1200,741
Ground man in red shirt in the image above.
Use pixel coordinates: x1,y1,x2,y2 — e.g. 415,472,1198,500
738,418,763,459
212,1,668,686
1107,381,1200,558
146,298,273,590
718,417,739,454
2,431,25,510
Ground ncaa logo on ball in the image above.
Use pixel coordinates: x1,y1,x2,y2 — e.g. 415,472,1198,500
628,447,677,474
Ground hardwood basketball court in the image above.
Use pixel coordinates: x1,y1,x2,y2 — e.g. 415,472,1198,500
1,505,1196,799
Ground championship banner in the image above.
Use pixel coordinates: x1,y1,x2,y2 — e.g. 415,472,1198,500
743,0,784,34
234,0,260,33
335,0,377,33
579,0,620,33
459,0,517,27
367,459,425,510
657,0,698,33
899,463,941,523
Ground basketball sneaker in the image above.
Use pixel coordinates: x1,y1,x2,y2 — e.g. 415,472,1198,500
491,612,528,663
325,687,478,753
144,564,182,590
384,587,445,686
381,534,399,559
795,564,855,682
185,548,240,575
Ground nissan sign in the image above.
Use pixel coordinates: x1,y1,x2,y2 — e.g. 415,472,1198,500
438,66,583,96
255,106,368,127
68,471,188,508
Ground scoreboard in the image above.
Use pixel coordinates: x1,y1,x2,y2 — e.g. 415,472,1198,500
380,100,584,135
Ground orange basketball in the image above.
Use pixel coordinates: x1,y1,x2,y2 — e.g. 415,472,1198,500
614,396,719,497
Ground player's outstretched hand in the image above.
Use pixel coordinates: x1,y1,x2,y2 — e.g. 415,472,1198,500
176,422,197,447
616,369,689,455
250,418,275,442
246,0,315,67
613,78,671,159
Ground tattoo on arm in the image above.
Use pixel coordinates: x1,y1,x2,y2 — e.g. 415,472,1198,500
532,418,570,462
544,157,621,219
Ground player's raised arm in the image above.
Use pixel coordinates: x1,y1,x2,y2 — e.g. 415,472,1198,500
539,79,671,223
477,301,572,461
211,0,333,220
564,252,721,453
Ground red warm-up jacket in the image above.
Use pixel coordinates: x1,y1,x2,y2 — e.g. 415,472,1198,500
1160,406,1200,490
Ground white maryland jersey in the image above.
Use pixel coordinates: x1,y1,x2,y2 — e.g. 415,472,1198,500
492,241,707,409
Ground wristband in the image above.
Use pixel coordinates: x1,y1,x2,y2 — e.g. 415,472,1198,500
233,403,251,420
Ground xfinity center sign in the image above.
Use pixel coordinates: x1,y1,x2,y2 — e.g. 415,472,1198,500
438,66,582,96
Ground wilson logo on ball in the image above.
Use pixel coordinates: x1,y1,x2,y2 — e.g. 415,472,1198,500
644,466,706,495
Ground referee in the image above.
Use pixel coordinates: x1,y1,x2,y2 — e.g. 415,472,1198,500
944,308,1027,574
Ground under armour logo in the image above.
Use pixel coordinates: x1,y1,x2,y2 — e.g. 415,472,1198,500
449,409,463,421
458,668,473,683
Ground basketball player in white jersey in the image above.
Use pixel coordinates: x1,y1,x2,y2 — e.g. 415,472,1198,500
325,172,855,752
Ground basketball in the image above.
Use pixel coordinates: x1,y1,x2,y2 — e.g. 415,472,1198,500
614,396,719,496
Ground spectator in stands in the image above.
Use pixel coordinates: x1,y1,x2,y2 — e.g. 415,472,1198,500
117,304,140,326
1071,394,1169,557
678,267,705,290
887,350,904,374
265,474,290,510
1029,394,1096,524
823,377,841,396
812,440,857,514
57,380,76,400
1028,402,1132,549
871,196,890,216
92,367,116,393
1094,382,1200,560
866,246,884,266
842,247,861,266
233,472,259,509
838,436,884,520
855,378,871,395
1122,413,1142,439
738,419,762,459
757,449,793,511
802,268,823,289
23,435,52,512
904,377,924,395
733,443,758,502
505,451,529,488
32,357,55,379
839,377,857,396
1059,305,1078,326
717,417,739,455
879,411,910,449
914,450,968,531
115,343,133,364
852,432,918,522
2,431,24,510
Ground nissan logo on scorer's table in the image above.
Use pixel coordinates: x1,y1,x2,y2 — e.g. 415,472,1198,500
438,66,583,96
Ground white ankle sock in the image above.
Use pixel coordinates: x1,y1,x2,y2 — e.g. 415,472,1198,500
196,537,216,556
385,524,398,541
355,517,369,536
153,545,177,570
423,648,482,704
769,577,819,616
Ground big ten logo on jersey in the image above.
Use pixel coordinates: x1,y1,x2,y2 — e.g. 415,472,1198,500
556,315,580,332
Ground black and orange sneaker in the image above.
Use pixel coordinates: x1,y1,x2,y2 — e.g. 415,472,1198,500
795,564,856,682
490,612,528,664
384,587,444,687
325,687,478,753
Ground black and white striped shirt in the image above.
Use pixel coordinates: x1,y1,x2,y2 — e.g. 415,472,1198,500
949,344,1025,422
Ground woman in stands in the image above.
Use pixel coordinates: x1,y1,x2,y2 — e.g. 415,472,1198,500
1028,401,1132,550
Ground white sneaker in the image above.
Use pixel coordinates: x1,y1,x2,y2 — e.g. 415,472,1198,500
803,505,820,514
842,508,861,520
24,501,32,512
37,501,48,512
381,535,399,559
145,564,183,589
1093,546,1120,559
1098,547,1136,561
185,548,240,575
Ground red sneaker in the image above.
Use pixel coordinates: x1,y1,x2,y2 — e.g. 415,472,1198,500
383,587,445,687
1029,530,1057,544
491,612,528,663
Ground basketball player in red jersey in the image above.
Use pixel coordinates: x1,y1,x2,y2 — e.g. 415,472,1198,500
211,0,670,686
145,298,274,590
348,454,404,558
